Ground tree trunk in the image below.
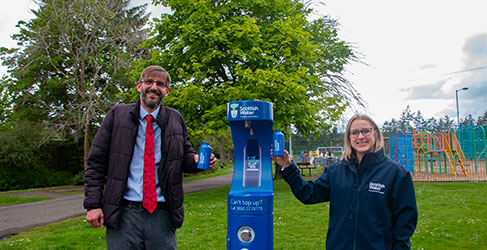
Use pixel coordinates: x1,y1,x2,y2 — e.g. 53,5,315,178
273,161,283,180
227,148,233,162
219,136,225,167
83,123,90,170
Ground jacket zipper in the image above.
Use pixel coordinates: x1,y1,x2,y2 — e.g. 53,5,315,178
352,184,362,250
352,165,365,250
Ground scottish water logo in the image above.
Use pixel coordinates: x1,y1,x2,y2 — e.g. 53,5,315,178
239,106,259,116
230,103,239,118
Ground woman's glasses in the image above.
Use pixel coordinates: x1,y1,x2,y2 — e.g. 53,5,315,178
350,128,374,138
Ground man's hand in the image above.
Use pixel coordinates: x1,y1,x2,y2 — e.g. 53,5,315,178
86,208,104,228
194,154,218,169
208,154,217,169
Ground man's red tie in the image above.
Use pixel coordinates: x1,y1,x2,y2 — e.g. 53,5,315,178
143,115,157,214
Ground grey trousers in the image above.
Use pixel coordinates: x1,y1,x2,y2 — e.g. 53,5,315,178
106,206,177,250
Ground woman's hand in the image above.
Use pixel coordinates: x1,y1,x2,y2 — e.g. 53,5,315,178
271,149,292,169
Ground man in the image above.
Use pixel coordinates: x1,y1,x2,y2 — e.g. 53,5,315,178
84,65,217,249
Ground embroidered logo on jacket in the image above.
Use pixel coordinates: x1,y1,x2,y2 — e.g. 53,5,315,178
368,182,386,194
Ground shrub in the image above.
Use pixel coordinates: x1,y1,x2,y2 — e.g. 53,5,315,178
0,122,80,191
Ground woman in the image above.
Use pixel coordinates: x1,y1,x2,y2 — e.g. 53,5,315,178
272,114,418,250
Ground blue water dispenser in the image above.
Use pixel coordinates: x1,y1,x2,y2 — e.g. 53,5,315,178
226,100,274,250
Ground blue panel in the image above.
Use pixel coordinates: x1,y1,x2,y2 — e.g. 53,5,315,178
389,133,414,173
227,213,273,250
227,100,274,250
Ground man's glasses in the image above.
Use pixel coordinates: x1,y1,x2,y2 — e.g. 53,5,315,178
141,79,167,88
350,128,374,138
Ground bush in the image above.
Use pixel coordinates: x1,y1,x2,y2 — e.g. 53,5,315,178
0,122,83,191
71,170,86,185
0,166,73,191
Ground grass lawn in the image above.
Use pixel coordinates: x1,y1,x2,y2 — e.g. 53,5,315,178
1,186,81,193
1,181,486,249
0,196,52,207
182,166,233,182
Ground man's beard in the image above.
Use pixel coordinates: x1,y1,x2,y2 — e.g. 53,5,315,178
141,87,163,109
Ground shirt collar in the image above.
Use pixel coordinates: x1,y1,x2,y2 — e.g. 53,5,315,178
139,105,160,120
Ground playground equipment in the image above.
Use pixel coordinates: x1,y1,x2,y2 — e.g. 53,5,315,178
455,125,487,172
413,129,467,176
389,133,414,173
412,132,449,175
226,100,274,250
442,126,467,176
389,125,487,181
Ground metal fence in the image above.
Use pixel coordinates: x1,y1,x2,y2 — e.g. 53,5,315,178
412,158,487,182
289,126,487,182
387,126,487,182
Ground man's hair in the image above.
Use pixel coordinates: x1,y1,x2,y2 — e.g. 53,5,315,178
342,114,384,160
140,65,171,88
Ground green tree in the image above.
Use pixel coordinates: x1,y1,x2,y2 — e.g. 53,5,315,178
140,0,360,164
430,114,453,132
0,122,51,190
461,114,476,125
399,105,414,132
413,110,428,133
383,110,456,135
0,0,149,168
477,111,487,125
382,118,401,136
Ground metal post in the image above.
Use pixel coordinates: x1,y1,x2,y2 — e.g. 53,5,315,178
456,90,459,125
455,87,469,125
288,126,293,161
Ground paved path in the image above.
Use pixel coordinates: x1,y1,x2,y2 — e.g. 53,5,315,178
0,174,233,239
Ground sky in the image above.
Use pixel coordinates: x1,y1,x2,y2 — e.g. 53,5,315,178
316,1,487,125
1,0,486,126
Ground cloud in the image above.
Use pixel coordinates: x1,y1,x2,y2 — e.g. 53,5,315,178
455,70,487,119
403,33,487,119
456,33,487,118
404,69,486,118
417,63,438,71
462,33,487,65
403,80,448,100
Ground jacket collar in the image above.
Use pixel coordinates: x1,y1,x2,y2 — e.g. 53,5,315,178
128,99,140,122
128,99,169,130
343,148,387,168
361,148,387,167
155,103,168,131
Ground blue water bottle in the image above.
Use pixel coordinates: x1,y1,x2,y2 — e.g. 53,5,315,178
197,142,212,170
273,130,284,156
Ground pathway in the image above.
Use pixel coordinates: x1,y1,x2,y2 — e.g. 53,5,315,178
0,174,233,239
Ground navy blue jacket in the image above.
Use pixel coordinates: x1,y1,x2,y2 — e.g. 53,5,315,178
281,149,418,250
